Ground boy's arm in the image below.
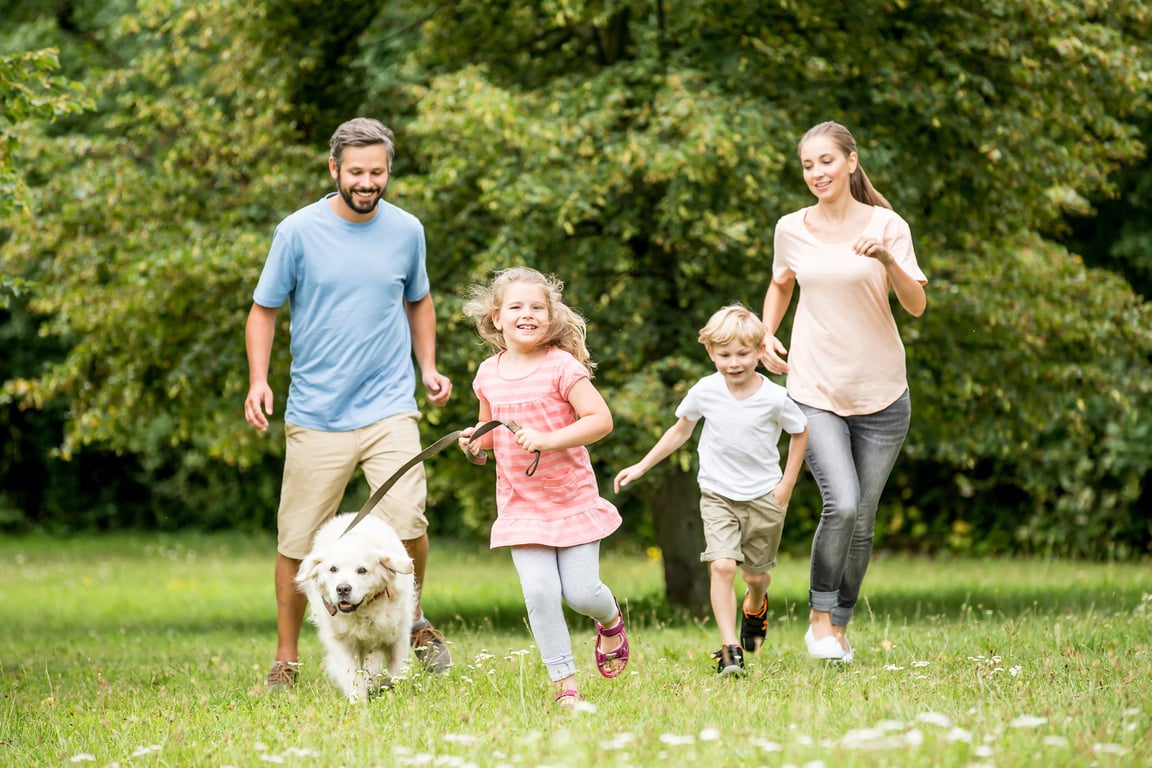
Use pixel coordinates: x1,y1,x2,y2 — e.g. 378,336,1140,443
613,417,697,493
772,427,809,507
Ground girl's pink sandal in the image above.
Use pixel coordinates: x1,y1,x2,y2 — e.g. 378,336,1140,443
594,601,630,678
554,689,583,706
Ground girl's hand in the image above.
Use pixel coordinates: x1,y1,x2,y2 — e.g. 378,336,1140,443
852,236,893,266
513,425,549,453
760,335,790,375
458,424,487,457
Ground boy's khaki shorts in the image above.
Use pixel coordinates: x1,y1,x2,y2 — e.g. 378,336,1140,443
277,412,428,559
699,488,787,574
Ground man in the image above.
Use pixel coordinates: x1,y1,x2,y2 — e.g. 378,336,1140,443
244,117,453,690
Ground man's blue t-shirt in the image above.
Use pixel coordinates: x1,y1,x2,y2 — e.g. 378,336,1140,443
253,193,430,431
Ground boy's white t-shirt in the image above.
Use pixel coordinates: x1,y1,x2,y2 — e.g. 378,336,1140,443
676,372,808,501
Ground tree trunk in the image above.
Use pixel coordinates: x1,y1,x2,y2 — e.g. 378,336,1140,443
650,469,710,616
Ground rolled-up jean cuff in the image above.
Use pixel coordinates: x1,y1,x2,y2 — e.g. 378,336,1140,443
809,589,840,613
831,607,854,627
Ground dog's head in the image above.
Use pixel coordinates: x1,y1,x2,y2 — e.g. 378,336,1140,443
297,539,414,617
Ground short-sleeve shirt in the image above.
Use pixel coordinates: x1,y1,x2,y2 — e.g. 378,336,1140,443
472,347,622,549
253,194,430,431
676,372,808,501
772,205,927,416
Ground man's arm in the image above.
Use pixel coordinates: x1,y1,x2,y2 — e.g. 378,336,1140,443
244,302,279,431
405,293,452,407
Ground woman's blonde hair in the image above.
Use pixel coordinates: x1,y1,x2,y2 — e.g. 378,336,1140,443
697,304,768,351
800,121,892,210
463,267,595,374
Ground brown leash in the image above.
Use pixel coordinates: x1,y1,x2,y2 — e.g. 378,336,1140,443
339,420,538,537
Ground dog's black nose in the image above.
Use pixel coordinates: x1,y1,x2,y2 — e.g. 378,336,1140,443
336,583,352,599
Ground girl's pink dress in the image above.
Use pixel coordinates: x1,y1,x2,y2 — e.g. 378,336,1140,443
472,347,622,548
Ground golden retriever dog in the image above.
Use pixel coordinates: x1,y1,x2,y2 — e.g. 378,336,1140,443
295,512,416,702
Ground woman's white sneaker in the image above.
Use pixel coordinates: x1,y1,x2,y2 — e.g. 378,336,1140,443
805,626,847,660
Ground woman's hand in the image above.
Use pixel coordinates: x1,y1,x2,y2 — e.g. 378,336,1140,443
760,335,790,375
852,236,893,266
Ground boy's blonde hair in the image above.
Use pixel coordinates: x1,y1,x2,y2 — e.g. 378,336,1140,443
462,267,596,374
697,304,767,351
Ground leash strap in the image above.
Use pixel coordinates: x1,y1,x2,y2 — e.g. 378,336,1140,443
339,419,538,537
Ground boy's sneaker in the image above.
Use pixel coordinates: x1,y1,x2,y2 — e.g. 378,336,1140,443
713,644,746,676
411,618,452,674
740,592,768,653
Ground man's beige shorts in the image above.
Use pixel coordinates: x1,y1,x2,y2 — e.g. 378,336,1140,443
277,412,428,559
699,488,787,574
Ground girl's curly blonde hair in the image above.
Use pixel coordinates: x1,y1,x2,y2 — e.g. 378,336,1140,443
463,267,596,375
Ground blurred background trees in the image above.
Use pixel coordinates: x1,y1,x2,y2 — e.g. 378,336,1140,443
3,0,1150,607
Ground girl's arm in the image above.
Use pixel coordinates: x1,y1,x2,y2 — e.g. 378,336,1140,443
613,417,697,493
513,378,612,453
458,397,494,457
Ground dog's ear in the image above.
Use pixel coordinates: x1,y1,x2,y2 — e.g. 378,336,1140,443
381,554,414,576
297,555,323,585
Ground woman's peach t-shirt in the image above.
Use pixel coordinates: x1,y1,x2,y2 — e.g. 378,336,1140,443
771,206,927,416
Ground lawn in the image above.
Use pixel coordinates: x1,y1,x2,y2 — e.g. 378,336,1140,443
1,532,1149,767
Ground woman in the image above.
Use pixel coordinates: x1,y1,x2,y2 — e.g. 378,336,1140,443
762,121,927,662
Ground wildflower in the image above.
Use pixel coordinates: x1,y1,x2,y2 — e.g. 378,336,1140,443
444,734,480,745
1009,715,1048,728
599,733,635,750
659,734,695,746
916,712,951,728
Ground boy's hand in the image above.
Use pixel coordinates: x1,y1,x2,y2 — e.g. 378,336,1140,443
771,479,794,508
613,465,647,493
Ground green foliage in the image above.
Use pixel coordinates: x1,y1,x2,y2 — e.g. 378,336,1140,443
1,0,1151,560
401,0,1152,555
0,47,90,222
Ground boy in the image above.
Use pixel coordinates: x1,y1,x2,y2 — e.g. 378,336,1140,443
614,305,808,675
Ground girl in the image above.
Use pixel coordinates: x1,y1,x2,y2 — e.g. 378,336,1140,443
762,121,927,662
460,267,629,705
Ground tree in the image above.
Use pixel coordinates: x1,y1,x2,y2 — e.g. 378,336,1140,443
3,1,1150,605
398,0,1152,596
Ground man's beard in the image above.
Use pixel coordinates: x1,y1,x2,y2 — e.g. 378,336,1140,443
338,183,386,214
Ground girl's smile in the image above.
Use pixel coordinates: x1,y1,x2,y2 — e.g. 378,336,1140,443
493,284,551,350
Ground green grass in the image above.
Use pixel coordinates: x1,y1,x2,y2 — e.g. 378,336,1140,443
2,532,1149,767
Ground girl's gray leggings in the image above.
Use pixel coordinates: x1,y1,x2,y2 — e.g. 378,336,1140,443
510,542,618,682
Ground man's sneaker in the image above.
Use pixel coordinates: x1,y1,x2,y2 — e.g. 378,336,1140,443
712,644,746,676
740,592,769,653
411,618,452,674
264,660,300,691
